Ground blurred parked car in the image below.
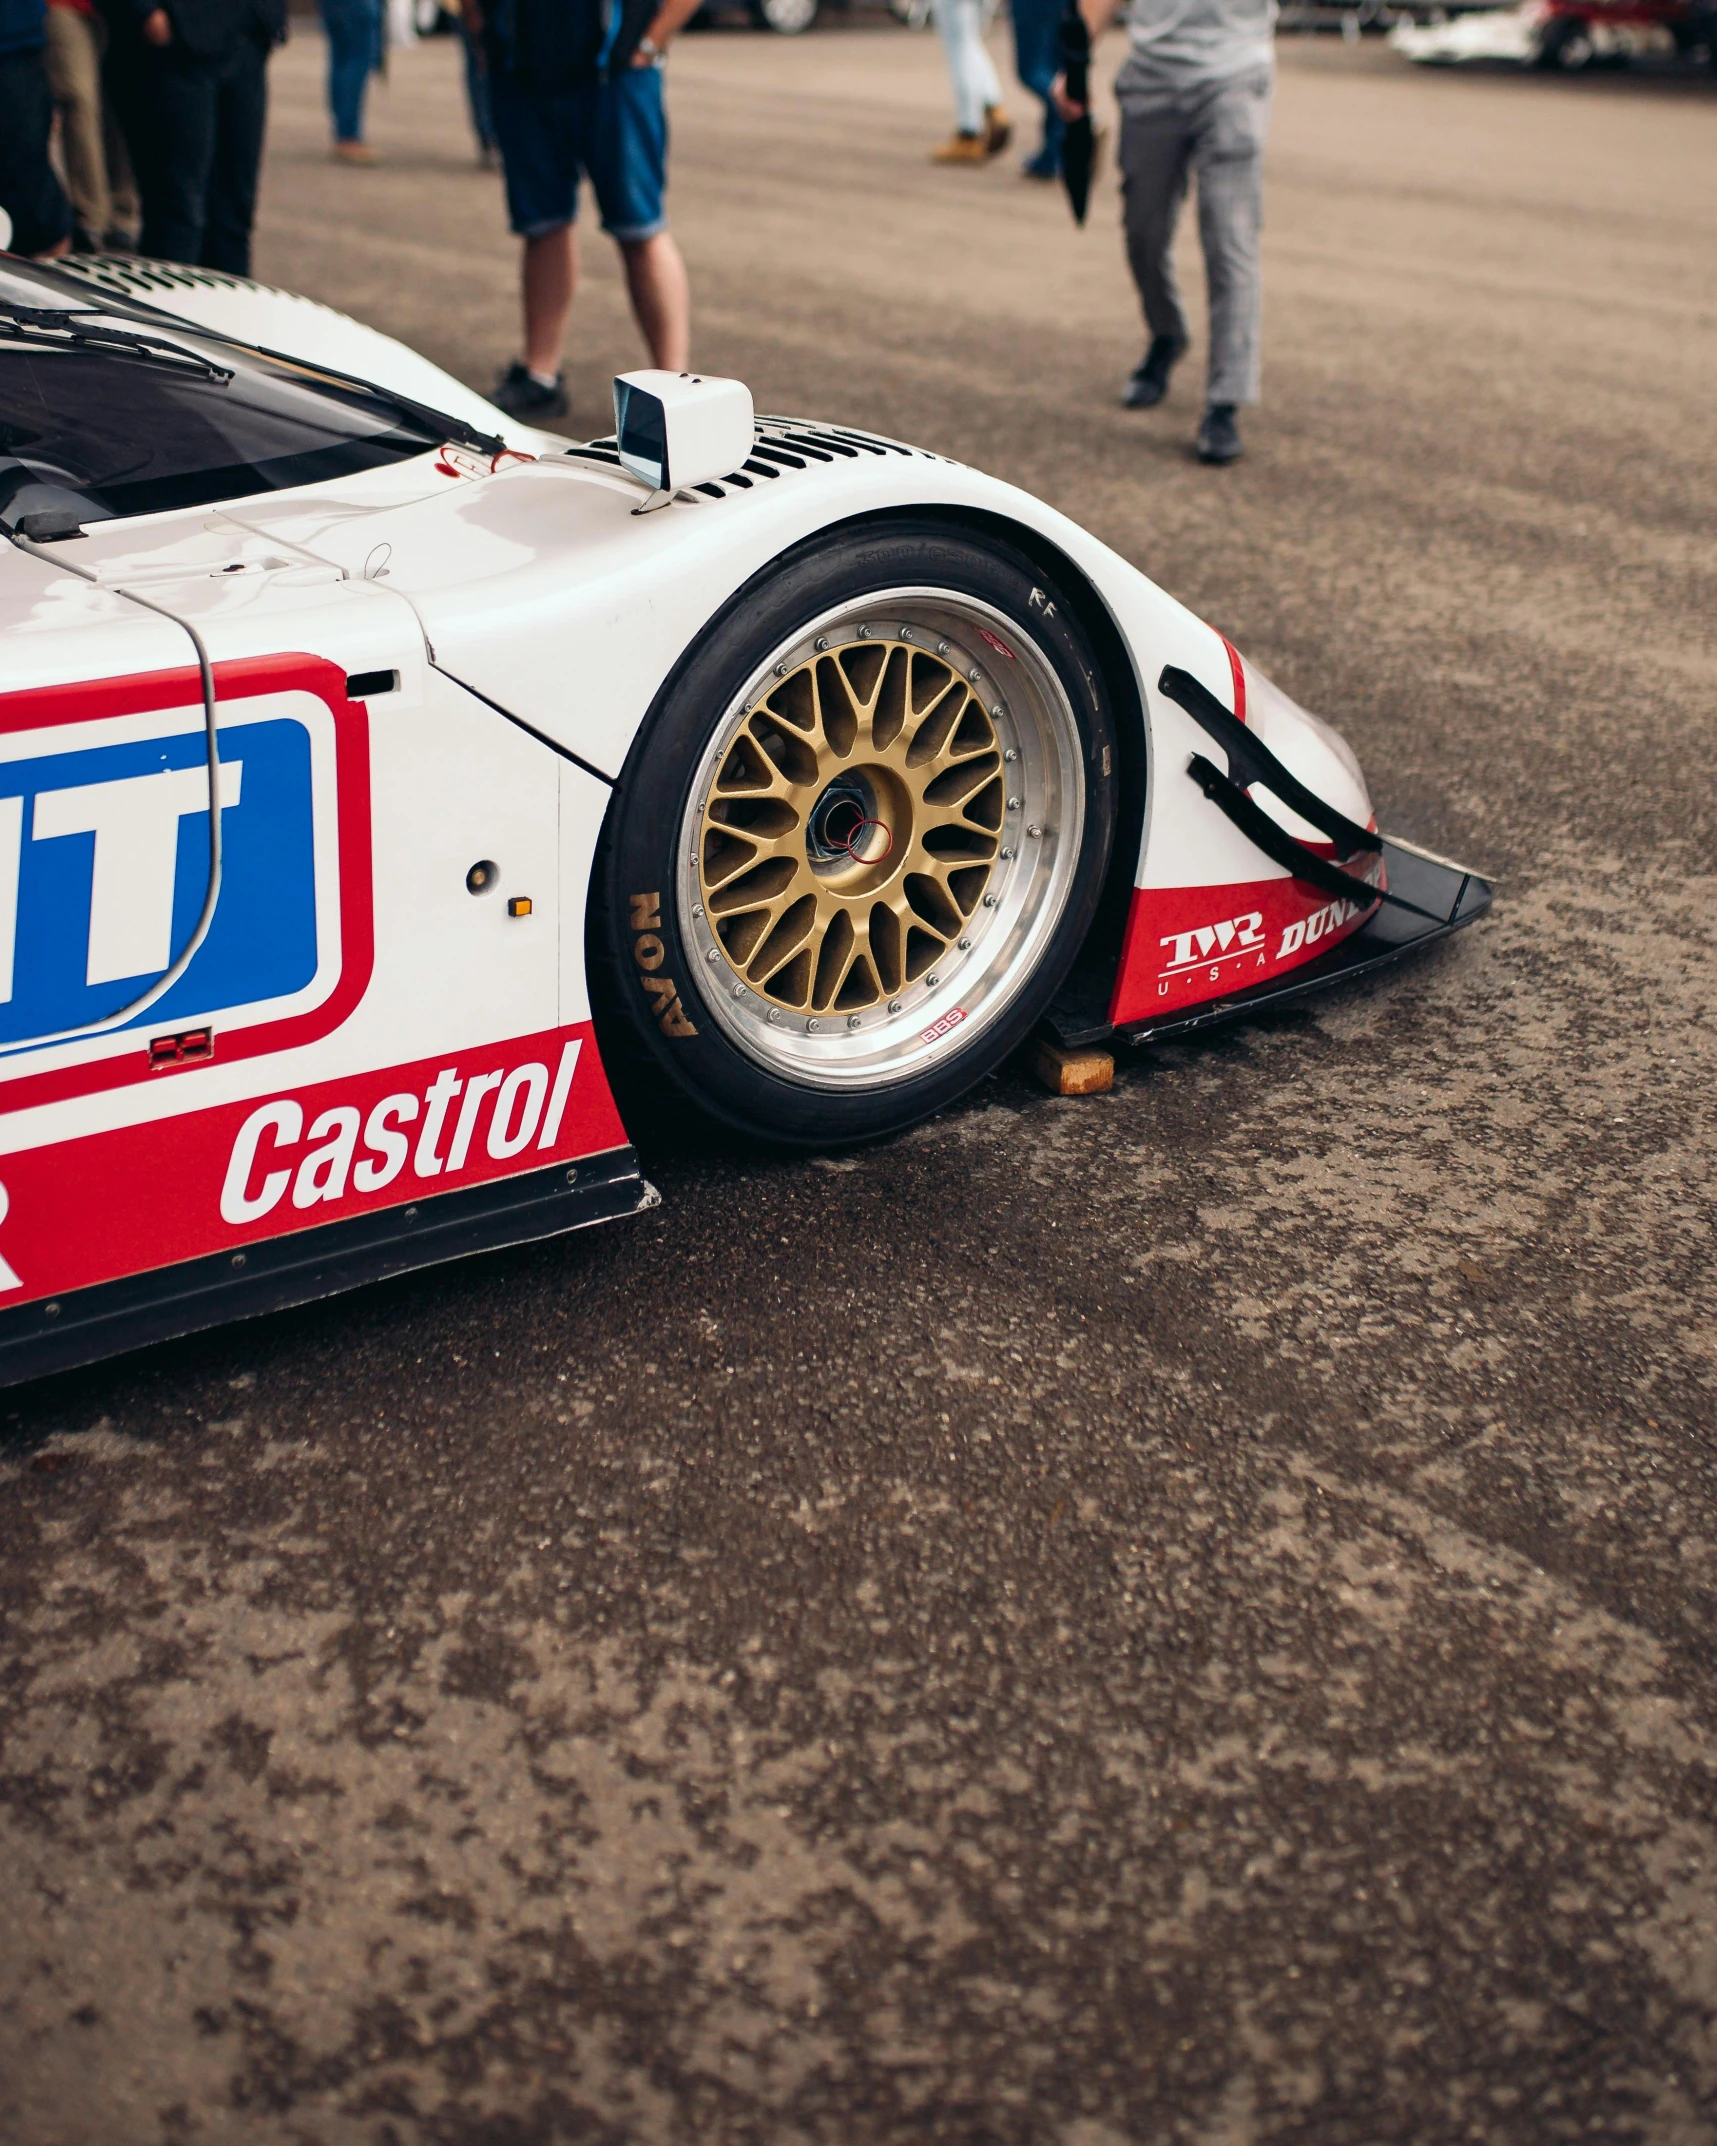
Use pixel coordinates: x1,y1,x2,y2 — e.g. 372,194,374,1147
1390,0,1713,65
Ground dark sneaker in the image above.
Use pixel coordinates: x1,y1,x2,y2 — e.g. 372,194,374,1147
1122,334,1186,409
1022,145,1060,181
1196,403,1243,464
492,361,568,422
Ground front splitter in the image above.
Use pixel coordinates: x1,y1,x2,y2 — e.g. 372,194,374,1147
1045,839,1492,1052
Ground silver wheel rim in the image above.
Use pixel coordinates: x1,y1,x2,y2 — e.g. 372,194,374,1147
677,588,1085,1092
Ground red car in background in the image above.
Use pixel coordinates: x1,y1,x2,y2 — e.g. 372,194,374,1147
1533,0,1714,65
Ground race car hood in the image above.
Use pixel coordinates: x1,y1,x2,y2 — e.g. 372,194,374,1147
220,423,1229,785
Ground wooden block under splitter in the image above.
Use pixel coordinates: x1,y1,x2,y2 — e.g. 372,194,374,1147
1032,1039,1115,1097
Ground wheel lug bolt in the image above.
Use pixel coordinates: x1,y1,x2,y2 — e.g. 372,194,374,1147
1004,749,1018,763
926,973,939,986
732,983,744,997
807,1018,819,1032
705,948,719,962
847,1014,861,1029
1000,847,1015,860
958,937,971,950
814,636,829,651
1027,824,1043,837
983,893,998,907
937,640,950,655
768,1009,782,1024
1007,797,1020,810
888,998,902,1013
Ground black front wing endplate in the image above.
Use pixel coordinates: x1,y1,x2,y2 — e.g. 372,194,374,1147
0,1146,659,1390
1044,839,1491,1052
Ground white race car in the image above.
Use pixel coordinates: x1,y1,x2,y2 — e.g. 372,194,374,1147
0,253,1489,1384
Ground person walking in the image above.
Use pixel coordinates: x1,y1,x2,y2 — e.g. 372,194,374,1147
44,0,139,247
0,0,75,257
113,0,286,275
316,0,382,163
1057,0,1274,464
928,0,1009,165
470,0,700,424
1009,0,1063,178
459,9,496,166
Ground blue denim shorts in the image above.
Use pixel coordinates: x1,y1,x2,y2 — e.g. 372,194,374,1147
489,65,667,243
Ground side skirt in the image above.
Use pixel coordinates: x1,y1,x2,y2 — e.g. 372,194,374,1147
0,1147,659,1389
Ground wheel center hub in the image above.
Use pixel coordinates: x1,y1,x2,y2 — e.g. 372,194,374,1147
805,766,906,883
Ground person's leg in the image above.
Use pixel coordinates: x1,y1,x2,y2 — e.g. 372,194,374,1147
140,49,218,264
318,0,370,144
618,235,689,371
459,21,495,157
0,49,75,257
44,6,111,244
100,19,152,244
486,75,580,412
198,36,267,274
589,66,688,368
1119,101,1193,355
1190,69,1270,410
929,0,1003,138
1010,0,1063,173
522,224,578,375
103,116,138,241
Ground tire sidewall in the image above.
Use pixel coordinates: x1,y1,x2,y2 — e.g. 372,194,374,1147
595,518,1116,1146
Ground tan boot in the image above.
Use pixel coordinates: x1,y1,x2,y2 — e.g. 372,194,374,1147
333,141,379,166
932,131,990,164
984,104,1013,156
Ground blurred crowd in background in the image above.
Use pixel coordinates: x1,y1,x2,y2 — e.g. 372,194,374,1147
1,0,1708,467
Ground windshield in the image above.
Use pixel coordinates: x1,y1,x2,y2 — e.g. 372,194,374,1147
0,259,451,525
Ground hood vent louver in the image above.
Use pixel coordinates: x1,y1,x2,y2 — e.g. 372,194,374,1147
557,418,937,502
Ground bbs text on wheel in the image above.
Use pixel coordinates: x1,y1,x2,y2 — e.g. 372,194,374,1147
588,519,1118,1146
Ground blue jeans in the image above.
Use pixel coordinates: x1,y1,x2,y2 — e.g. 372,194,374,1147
489,64,667,242
1010,0,1065,166
460,22,494,152
318,0,381,145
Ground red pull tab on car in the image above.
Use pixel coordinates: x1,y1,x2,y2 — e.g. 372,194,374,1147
148,1027,214,1071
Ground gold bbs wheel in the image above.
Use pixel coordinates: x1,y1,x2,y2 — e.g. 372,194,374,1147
679,590,1085,1090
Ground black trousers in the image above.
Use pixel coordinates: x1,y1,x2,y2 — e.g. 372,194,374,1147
129,35,270,276
0,49,74,258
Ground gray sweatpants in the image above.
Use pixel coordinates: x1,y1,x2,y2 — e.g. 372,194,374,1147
1117,68,1272,409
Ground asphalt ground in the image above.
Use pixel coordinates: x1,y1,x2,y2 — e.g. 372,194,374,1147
5,23,1717,2145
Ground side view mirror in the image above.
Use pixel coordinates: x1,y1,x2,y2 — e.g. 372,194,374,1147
612,369,754,508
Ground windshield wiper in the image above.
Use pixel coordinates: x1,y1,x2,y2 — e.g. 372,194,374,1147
203,336,506,459
0,304,235,381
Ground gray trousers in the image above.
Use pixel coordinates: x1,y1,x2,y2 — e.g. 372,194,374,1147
1117,68,1272,409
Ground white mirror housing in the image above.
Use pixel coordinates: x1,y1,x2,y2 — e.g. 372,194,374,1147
612,369,755,499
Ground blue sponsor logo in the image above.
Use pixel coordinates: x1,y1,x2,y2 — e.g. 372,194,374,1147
0,717,319,1049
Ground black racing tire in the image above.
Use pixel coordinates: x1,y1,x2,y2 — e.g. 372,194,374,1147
587,517,1117,1149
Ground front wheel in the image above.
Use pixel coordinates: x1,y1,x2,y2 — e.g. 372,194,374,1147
589,520,1117,1147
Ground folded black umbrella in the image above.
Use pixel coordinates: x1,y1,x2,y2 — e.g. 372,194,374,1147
1059,0,1094,226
